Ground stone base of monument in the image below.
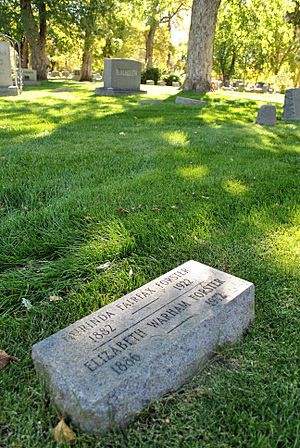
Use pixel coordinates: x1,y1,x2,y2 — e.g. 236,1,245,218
95,87,147,96
0,86,19,96
32,260,255,434
23,81,41,86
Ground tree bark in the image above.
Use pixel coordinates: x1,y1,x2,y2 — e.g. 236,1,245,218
21,36,29,68
145,21,159,68
20,0,49,80
80,32,94,81
183,0,221,92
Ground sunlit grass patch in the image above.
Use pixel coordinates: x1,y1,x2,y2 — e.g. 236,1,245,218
0,83,299,448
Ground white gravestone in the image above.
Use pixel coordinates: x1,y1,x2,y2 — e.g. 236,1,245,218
0,41,18,96
32,260,255,434
0,41,12,87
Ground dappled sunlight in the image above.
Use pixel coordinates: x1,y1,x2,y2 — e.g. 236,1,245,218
163,130,190,147
177,165,208,179
223,179,249,195
147,117,165,124
258,225,300,276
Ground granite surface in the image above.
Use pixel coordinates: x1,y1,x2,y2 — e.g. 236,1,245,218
32,260,255,434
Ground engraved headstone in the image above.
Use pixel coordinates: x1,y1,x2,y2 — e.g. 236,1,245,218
32,260,254,434
95,59,146,96
256,104,276,126
282,88,300,121
0,41,18,96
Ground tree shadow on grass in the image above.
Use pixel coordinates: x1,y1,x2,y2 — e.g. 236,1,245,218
0,88,299,447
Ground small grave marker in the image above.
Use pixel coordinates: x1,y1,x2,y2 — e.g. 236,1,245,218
32,260,254,434
256,104,276,126
175,97,208,106
282,88,300,121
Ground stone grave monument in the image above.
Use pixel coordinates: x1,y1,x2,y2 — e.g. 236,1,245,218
20,68,40,86
0,40,20,96
282,88,300,121
32,260,255,434
256,104,276,126
95,58,146,96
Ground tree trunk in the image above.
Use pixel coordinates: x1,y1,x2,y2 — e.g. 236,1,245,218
21,36,29,68
20,0,49,80
80,32,94,81
145,21,159,68
183,0,221,92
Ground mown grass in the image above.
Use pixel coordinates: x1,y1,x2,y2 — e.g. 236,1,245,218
0,82,299,447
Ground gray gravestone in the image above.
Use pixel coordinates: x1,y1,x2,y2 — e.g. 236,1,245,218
175,97,208,106
95,59,146,96
0,41,18,96
32,260,254,434
21,68,41,86
282,88,300,121
256,104,276,126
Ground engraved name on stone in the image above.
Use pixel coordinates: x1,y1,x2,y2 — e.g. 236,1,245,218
32,260,255,434
115,68,138,77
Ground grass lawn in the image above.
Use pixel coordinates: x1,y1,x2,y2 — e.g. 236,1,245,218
0,82,299,447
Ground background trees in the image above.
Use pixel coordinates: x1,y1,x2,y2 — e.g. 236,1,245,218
0,0,299,90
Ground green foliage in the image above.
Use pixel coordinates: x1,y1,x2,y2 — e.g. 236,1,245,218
163,72,181,85
213,0,300,84
141,66,161,84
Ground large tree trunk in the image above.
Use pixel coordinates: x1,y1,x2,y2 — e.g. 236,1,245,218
183,0,221,92
80,32,94,81
145,21,159,68
21,36,29,68
20,0,49,80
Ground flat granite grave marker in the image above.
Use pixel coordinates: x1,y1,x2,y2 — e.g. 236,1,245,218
32,260,254,434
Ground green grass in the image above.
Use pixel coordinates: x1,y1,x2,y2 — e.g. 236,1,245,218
0,81,299,447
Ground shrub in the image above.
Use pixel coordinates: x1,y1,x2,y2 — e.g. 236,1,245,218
141,67,161,85
163,73,181,86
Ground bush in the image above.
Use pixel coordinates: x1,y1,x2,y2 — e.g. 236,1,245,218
141,67,161,85
163,73,181,86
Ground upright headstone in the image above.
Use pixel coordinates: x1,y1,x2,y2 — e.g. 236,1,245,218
282,88,300,121
19,68,40,86
256,104,276,126
95,58,146,96
0,41,18,96
32,260,255,434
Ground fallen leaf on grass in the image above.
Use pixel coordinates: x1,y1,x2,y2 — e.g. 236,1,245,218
96,261,112,271
84,215,92,222
53,419,76,445
151,207,160,212
21,298,32,309
115,207,129,215
129,268,133,277
0,350,19,370
49,295,62,302
170,205,177,209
